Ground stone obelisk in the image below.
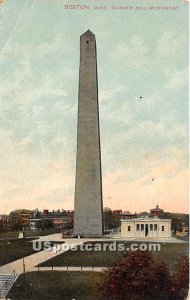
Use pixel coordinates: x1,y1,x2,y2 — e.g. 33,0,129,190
74,30,103,236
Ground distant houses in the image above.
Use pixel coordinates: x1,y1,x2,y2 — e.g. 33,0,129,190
0,206,188,237
30,209,74,230
0,209,74,231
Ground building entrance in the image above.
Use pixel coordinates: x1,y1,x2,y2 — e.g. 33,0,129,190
145,224,148,237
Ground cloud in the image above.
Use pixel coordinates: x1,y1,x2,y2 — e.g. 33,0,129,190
3,32,69,56
167,68,188,90
111,36,150,70
155,31,187,61
101,100,133,126
99,86,126,103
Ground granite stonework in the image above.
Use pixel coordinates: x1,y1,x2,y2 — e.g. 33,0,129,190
74,30,103,236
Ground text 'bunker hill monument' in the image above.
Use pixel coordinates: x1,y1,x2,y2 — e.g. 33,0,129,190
74,30,103,236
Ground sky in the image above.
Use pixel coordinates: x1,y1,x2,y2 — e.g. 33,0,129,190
0,0,189,214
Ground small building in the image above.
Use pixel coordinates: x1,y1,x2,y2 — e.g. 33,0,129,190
19,213,30,228
121,216,171,239
53,218,66,229
182,225,189,235
121,211,137,220
113,210,122,217
177,224,189,236
150,205,163,217
30,218,41,230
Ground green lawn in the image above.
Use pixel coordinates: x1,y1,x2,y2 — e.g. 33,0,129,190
38,241,189,270
25,229,61,237
0,229,61,239
8,271,105,300
0,239,63,266
0,231,19,239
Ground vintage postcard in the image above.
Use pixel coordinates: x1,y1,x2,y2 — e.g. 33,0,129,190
0,0,189,299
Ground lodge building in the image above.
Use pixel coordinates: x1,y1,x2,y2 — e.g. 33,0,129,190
121,216,171,239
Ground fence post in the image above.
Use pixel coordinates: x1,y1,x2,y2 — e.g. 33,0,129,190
81,265,82,271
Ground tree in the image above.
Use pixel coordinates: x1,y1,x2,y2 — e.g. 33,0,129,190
101,251,173,300
103,208,120,230
171,255,189,299
9,209,32,230
9,211,23,231
40,219,54,230
34,219,54,230
160,212,189,234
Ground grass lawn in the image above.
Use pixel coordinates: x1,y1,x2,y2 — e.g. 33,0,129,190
0,231,19,239
0,239,63,266
25,229,61,237
8,271,105,300
38,241,189,270
0,229,61,239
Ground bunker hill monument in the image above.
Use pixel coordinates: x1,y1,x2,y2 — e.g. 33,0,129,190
74,30,103,236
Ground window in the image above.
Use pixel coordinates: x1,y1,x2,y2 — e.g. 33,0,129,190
141,224,144,231
154,224,157,231
162,226,165,231
86,40,89,44
150,224,153,231
128,226,131,231
136,224,139,231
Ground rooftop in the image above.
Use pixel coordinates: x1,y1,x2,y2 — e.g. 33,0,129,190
121,216,171,222
150,205,163,212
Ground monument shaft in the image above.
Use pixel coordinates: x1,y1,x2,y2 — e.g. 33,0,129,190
74,30,103,236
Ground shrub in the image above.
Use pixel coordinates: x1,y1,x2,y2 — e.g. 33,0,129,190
101,251,173,300
171,255,189,299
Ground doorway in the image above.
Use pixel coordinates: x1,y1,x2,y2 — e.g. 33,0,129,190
145,224,148,237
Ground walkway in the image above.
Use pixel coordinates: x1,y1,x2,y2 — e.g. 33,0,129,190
0,237,83,275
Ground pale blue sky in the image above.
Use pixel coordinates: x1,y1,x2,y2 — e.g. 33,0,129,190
0,0,189,213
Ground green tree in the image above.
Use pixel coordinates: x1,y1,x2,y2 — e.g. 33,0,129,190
160,212,189,234
103,208,120,230
101,251,173,300
171,255,189,299
40,219,54,230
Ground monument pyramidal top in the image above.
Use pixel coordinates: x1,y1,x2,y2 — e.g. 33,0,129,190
81,29,95,37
